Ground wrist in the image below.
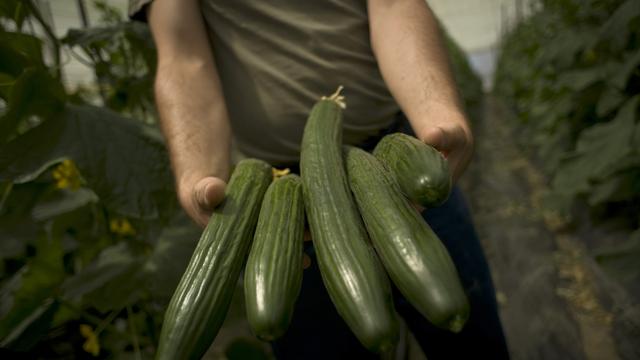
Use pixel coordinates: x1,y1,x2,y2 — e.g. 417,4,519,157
174,156,230,191
412,104,471,141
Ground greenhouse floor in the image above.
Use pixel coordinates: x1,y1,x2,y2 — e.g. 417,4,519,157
460,96,640,360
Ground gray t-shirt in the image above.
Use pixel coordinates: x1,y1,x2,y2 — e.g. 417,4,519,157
130,0,399,164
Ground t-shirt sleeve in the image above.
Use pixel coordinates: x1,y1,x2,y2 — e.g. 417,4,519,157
129,0,153,22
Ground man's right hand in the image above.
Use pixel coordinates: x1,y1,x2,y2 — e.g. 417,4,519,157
178,176,227,228
148,0,232,228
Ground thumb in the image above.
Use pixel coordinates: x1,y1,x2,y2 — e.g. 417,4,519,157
420,126,450,157
193,177,227,211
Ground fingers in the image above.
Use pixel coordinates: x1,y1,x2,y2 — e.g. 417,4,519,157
193,177,226,210
178,175,227,228
420,126,450,157
419,124,473,182
420,125,469,157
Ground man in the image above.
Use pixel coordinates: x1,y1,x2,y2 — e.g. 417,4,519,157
130,0,509,358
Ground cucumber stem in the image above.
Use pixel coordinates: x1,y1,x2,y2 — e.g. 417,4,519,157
321,85,346,109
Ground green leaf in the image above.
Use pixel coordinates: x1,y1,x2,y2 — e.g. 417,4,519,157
550,153,593,196
588,168,640,206
0,44,29,80
552,96,639,195
597,85,627,117
62,25,123,47
634,119,640,147
143,214,199,300
1,299,59,351
0,31,44,72
62,243,136,301
0,232,25,260
62,242,147,312
598,0,640,52
0,104,176,219
0,73,14,100
31,188,98,222
612,49,640,89
0,231,64,344
0,267,27,316
0,183,50,259
556,67,603,91
539,30,592,68
593,229,640,296
0,68,67,143
575,95,638,154
83,266,146,312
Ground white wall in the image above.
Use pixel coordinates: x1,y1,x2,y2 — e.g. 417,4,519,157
428,0,536,89
429,0,533,53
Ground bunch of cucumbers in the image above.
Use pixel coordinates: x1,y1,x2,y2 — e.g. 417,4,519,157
155,90,469,359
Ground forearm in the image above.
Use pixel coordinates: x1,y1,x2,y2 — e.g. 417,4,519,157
368,0,469,141
154,62,231,184
149,0,230,186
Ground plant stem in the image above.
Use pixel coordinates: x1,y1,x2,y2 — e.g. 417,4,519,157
127,306,142,360
95,307,122,335
25,0,63,80
0,182,14,213
58,299,104,328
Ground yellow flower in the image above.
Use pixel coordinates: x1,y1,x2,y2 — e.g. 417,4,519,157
79,324,100,356
109,218,136,236
52,159,82,190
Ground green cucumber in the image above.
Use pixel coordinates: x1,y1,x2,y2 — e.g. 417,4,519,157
244,174,305,341
156,159,272,360
345,146,469,332
373,133,452,207
300,90,399,353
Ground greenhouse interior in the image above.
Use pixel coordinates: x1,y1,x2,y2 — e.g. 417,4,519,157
0,0,638,359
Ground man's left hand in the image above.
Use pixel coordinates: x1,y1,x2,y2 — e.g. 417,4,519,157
416,110,474,182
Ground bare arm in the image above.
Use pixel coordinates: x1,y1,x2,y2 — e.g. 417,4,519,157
148,0,230,226
368,0,473,181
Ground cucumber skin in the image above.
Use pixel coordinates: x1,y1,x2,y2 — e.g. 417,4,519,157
244,174,305,341
300,98,399,353
156,159,272,360
373,133,452,208
345,146,469,333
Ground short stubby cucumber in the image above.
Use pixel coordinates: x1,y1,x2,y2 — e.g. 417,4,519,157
373,133,452,207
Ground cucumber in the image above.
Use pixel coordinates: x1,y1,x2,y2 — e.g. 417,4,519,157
345,146,469,332
244,174,305,341
300,89,399,353
156,159,272,360
373,133,452,207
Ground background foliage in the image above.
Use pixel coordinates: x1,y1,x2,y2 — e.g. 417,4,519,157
0,1,198,358
495,0,640,224
495,0,640,294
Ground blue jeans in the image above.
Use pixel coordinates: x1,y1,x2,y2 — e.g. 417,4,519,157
271,187,510,359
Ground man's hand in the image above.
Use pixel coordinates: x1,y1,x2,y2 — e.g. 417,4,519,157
178,176,227,228
415,106,473,182
368,0,474,181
